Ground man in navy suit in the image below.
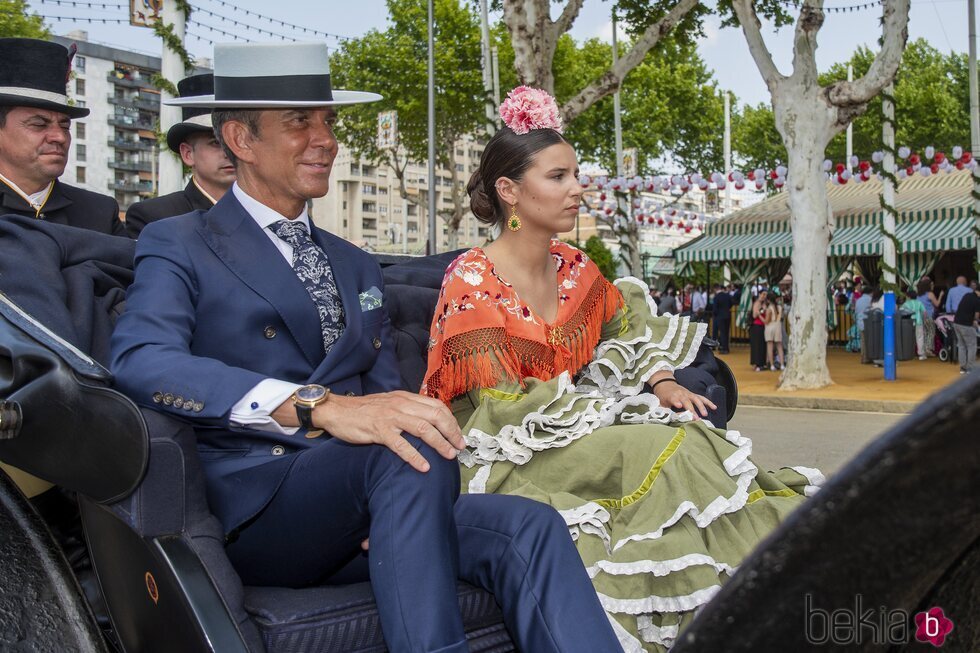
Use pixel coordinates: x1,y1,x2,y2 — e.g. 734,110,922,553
110,42,619,653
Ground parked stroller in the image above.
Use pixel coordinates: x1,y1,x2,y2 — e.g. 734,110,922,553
934,314,957,362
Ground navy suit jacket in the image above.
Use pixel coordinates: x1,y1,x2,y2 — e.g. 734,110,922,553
110,192,401,532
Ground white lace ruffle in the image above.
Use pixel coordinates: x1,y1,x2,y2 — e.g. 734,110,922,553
458,372,690,467
586,553,736,580
789,465,826,496
637,615,681,647
467,463,492,494
558,501,612,551
596,584,722,616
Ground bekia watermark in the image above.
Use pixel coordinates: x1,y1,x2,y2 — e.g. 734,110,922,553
805,594,954,647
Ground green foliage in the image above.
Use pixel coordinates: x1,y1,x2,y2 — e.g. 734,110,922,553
732,39,973,169
329,0,486,170
566,236,617,281
614,0,793,42
556,36,726,174
152,21,195,73
821,39,973,163
732,101,786,175
0,0,48,38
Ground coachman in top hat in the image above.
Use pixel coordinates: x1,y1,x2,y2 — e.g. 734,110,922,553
0,38,125,236
124,73,236,238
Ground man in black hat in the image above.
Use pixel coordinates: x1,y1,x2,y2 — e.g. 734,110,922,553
0,38,124,236
124,74,235,238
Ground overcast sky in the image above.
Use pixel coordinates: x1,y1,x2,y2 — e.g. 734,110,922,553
31,0,972,108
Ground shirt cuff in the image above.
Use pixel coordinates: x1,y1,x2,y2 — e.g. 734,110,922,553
230,378,302,435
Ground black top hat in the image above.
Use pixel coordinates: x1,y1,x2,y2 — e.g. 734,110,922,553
165,74,216,153
0,38,89,118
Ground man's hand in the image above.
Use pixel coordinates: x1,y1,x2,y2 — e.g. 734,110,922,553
649,372,716,419
311,391,464,472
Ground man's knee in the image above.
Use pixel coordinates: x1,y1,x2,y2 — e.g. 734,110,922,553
378,436,460,494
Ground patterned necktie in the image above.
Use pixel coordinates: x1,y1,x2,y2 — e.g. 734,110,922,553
270,219,345,352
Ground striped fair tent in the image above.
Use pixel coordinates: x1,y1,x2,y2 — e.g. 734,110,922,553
675,170,977,274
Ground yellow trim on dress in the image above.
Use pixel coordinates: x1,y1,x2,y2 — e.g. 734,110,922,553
746,488,799,504
594,427,686,511
479,387,525,402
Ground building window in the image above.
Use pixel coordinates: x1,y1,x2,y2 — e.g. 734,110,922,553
75,100,86,108
75,79,86,96
75,122,86,140
76,166,86,183
379,204,388,214
76,144,86,162
342,200,347,210
75,56,85,72
363,183,376,195
378,186,388,195
407,204,418,217
456,164,464,172
362,201,376,213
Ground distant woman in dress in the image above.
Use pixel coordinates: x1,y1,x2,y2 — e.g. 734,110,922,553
423,87,821,652
749,290,768,371
764,295,784,371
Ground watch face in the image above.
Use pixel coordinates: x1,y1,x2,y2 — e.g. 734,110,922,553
296,385,327,403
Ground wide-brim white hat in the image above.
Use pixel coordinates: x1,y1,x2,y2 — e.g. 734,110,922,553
165,42,381,108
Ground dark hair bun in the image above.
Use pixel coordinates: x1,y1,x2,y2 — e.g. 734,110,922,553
468,169,497,224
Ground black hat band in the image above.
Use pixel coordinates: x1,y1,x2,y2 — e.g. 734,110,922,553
214,74,333,103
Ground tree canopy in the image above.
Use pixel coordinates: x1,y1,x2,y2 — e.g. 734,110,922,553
731,38,971,171
0,0,48,39
556,35,726,174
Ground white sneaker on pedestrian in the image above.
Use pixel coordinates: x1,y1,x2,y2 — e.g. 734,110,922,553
918,355,927,360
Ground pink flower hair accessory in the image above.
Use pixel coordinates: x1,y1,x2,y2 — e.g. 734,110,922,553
499,86,564,135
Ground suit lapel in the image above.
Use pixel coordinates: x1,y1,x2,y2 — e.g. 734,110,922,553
185,179,216,212
198,194,325,368
39,181,73,215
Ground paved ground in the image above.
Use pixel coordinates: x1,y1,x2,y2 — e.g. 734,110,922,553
716,346,962,412
728,406,905,477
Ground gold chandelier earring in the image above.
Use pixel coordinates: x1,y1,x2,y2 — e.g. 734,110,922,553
507,205,522,232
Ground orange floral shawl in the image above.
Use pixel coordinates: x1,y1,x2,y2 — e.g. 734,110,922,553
422,241,623,403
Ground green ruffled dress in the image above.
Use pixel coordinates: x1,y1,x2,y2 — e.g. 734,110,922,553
450,279,823,652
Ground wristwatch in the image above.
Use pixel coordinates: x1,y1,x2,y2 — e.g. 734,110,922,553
292,384,330,430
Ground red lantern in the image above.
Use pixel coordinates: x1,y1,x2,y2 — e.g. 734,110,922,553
859,160,871,172
963,152,973,163
930,163,940,174
647,216,655,224
728,172,735,182
906,166,914,176
835,163,845,174
935,152,946,164
770,170,779,179
956,161,965,170
685,226,692,233
747,170,755,181
909,153,920,166
657,218,665,226
599,193,606,201
837,174,848,185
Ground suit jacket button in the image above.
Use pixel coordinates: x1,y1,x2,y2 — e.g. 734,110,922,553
192,402,204,412
174,397,184,408
263,326,277,339
152,392,163,404
183,401,194,411
372,337,382,350
163,393,174,405
271,445,285,456
345,391,355,396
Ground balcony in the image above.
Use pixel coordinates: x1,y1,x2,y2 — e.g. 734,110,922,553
109,160,152,173
107,73,156,90
108,116,156,131
109,138,154,152
108,180,154,193
108,95,159,112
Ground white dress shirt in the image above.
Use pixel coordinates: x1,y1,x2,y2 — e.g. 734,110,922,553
228,182,317,434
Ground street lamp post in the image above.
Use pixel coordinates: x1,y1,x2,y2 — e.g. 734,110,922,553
427,0,437,255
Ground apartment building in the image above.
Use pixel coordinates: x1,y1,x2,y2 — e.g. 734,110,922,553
311,135,496,253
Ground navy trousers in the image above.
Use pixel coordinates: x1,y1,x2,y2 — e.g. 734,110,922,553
226,437,619,653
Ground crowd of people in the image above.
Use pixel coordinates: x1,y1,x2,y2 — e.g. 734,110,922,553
839,275,979,373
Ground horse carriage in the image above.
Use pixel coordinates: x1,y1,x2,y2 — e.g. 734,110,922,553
0,218,977,652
